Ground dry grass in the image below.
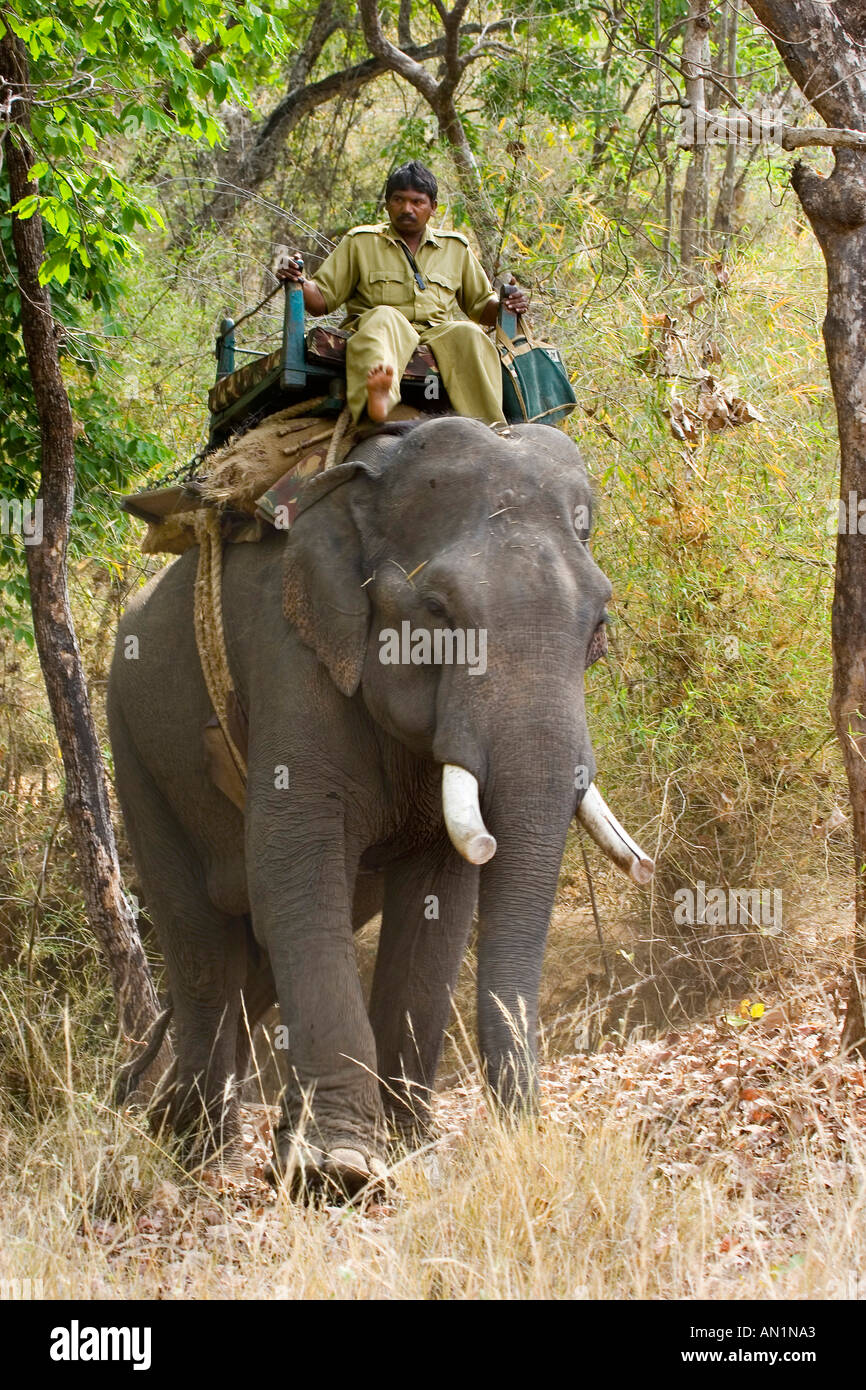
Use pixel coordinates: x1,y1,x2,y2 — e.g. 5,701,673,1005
0,890,863,1301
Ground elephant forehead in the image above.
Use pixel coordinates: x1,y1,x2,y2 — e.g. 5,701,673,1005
375,433,590,531
373,523,607,636
381,416,587,486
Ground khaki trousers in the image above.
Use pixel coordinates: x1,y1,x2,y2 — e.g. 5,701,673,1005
344,306,505,424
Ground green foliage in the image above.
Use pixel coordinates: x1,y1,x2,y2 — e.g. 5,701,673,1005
0,0,293,635
1,0,291,297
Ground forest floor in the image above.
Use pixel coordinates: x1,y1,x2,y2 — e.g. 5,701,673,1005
3,875,863,1301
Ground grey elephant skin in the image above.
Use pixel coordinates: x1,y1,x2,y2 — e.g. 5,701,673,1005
107,416,613,1190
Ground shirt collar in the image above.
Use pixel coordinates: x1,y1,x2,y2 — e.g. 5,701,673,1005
378,222,441,250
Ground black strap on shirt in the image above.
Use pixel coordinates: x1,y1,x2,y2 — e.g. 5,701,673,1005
396,240,426,291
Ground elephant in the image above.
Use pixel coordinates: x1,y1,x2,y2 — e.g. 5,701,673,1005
107,415,653,1193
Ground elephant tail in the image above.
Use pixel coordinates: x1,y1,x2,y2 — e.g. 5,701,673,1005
114,1003,174,1106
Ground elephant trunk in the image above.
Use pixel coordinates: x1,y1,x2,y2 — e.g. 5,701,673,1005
472,736,578,1112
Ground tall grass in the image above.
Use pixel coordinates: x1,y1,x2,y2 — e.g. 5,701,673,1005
0,955,863,1298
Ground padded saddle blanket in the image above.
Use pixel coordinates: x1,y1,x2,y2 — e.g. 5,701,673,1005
122,402,424,555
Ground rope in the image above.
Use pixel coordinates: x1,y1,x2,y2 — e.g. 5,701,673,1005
193,510,247,782
192,402,347,788
275,395,328,421
324,403,352,470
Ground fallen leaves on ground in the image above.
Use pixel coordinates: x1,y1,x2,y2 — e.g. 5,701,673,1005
70,975,864,1293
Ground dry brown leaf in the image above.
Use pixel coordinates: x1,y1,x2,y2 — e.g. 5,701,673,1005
686,289,707,317
713,261,731,288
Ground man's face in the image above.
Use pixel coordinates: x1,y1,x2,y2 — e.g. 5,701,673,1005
386,187,437,237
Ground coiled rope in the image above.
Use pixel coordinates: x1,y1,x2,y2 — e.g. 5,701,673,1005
193,509,247,783
191,400,351,786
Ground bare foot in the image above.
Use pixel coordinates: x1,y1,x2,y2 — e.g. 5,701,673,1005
366,363,394,422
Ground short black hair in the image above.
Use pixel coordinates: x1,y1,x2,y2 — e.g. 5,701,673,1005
385,161,438,203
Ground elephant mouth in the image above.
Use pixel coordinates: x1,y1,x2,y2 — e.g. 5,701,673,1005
440,764,654,884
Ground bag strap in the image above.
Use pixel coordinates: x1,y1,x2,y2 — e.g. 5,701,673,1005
495,325,530,419
521,321,539,349
495,320,538,353
396,240,426,290
495,322,520,355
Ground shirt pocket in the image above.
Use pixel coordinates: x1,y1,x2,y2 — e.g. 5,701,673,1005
368,269,409,306
425,269,460,308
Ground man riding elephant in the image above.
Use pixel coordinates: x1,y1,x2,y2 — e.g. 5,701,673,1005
279,160,530,425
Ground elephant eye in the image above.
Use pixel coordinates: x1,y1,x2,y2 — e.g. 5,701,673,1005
424,595,449,620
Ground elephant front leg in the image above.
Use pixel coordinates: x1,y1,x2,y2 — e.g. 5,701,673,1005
247,811,388,1195
368,837,478,1143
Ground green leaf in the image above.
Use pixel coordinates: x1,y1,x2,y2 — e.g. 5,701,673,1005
209,59,228,104
6,16,33,40
39,250,71,286
28,162,50,181
11,195,39,221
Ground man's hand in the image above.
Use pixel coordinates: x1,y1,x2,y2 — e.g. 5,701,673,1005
479,276,530,326
278,247,308,282
505,275,530,314
272,247,328,315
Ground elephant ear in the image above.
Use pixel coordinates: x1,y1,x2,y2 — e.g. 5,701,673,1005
282,458,378,697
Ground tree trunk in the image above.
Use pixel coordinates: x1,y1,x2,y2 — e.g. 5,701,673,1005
0,30,172,1092
680,144,710,273
435,94,499,271
748,0,866,1054
679,0,712,274
653,0,675,273
794,152,866,1053
194,42,444,235
713,5,739,236
357,0,500,273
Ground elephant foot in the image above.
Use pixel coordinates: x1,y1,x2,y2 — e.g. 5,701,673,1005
194,1136,249,1189
148,1071,244,1173
384,1094,434,1152
186,1106,246,1175
266,1132,390,1202
386,1116,431,1156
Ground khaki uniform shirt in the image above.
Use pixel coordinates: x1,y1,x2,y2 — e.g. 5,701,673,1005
313,223,495,330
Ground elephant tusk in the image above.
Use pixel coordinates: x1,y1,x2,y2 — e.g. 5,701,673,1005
576,783,654,886
442,765,497,865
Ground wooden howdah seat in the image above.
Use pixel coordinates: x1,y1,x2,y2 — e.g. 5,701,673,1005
120,280,532,550
206,281,469,451
305,325,440,383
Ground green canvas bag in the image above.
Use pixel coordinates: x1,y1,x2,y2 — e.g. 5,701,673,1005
496,321,577,426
